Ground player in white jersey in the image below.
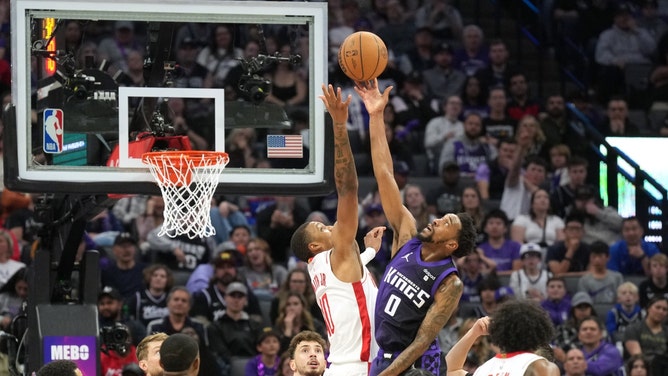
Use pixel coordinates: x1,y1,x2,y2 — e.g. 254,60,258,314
446,300,560,376
291,84,383,376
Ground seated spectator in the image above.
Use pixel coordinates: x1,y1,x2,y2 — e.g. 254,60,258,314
578,317,624,376
596,98,641,137
207,282,264,366
475,138,516,201
438,113,497,177
459,186,486,243
423,43,466,101
541,276,571,327
505,73,541,121
453,25,489,77
389,72,439,142
509,243,552,301
499,142,549,221
98,286,146,346
476,209,521,275
625,354,650,376
606,282,644,345
540,94,587,163
458,251,486,302
577,241,624,304
209,200,250,247
414,0,463,42
238,238,288,300
423,95,464,174
459,275,501,318
477,39,518,91
623,296,668,362
147,226,216,277
0,268,27,331
403,184,437,234
571,186,623,247
607,217,660,276
552,292,598,363
510,189,565,260
546,213,591,276
134,196,165,248
514,115,546,161
563,348,588,376
216,225,252,257
101,233,146,301
245,329,282,376
547,144,570,193
427,162,467,217
405,27,436,72
273,292,326,354
460,74,489,118
0,229,24,292
126,264,173,328
263,44,307,108
270,269,322,325
550,157,591,218
438,308,464,354
638,253,668,308
595,3,655,101
483,87,516,147
146,287,206,341
255,196,310,266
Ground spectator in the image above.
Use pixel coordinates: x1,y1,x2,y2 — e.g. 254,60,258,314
427,162,467,217
505,73,541,121
637,0,668,44
514,115,546,161
101,233,146,301
147,226,216,280
423,43,466,102
136,332,169,376
563,348,588,376
606,282,644,344
577,241,624,304
607,217,660,276
405,27,436,72
245,329,282,376
390,72,440,136
500,152,549,221
264,44,308,108
541,276,571,328
638,253,668,308
623,296,668,362
438,309,464,354
98,286,145,346
270,269,322,326
476,209,521,275
273,292,326,354
571,185,623,246
414,0,463,42
541,94,588,160
375,0,416,56
146,287,206,341
197,24,243,88
458,251,486,302
460,74,489,118
477,39,517,91
595,3,655,100
134,196,165,248
216,224,252,256
552,291,598,362
255,196,310,266
546,213,591,276
511,189,565,260
238,237,288,300
475,138,516,201
578,317,624,376
625,354,650,376
126,264,173,328
453,25,489,76
356,203,393,275
438,113,497,177
453,317,495,372
509,243,552,301
0,268,27,331
225,128,260,169
423,95,464,174
209,201,250,247
97,21,142,73
207,281,264,365
597,98,641,137
403,184,437,235
550,157,591,218
547,144,571,193
459,275,501,318
111,195,148,233
459,186,486,243
482,87,516,147
189,249,263,323
277,350,294,376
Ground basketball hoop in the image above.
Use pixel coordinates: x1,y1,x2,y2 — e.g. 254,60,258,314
142,151,229,239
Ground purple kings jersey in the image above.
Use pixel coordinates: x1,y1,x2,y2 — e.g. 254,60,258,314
374,238,458,353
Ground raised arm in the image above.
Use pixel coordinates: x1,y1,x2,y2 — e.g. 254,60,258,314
446,316,489,376
379,274,463,376
319,84,361,281
355,80,416,257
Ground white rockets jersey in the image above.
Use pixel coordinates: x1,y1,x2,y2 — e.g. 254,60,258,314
473,352,545,376
308,250,379,369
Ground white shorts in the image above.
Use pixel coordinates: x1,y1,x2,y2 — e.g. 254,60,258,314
324,362,370,376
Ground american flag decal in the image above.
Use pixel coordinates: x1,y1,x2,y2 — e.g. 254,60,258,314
267,135,303,158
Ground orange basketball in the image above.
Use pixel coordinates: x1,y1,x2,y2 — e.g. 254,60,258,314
338,31,388,82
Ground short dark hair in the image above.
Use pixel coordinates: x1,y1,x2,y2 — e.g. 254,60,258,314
564,212,585,226
482,209,509,230
488,300,555,353
589,241,609,256
567,156,588,169
477,274,501,292
291,222,313,262
36,360,78,376
453,212,477,258
160,333,199,372
229,224,251,237
288,330,326,359
524,155,548,171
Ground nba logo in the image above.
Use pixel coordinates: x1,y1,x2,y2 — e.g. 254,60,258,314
43,108,64,153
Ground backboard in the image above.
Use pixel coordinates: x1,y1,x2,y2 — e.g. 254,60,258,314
7,0,332,196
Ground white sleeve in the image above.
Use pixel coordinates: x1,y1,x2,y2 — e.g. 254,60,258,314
360,247,377,266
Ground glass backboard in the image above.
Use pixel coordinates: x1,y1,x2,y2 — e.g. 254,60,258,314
7,0,331,195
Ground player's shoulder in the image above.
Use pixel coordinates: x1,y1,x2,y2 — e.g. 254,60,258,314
525,357,559,376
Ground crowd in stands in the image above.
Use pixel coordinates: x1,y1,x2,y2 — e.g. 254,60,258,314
0,0,668,375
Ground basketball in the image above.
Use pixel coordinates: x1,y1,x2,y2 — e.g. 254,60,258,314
338,31,388,82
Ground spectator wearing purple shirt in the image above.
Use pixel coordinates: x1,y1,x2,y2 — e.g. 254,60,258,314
476,209,521,275
541,276,572,327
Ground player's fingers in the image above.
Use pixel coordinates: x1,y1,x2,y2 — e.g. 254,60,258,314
382,85,394,98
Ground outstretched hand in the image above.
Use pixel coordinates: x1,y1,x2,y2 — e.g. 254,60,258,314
364,226,387,251
471,316,490,337
319,84,351,125
353,79,393,116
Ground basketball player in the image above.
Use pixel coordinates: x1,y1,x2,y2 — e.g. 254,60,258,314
288,330,328,376
356,79,477,376
136,332,169,376
446,300,560,376
291,84,382,375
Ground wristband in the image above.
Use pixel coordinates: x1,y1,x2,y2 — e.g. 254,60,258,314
365,247,377,254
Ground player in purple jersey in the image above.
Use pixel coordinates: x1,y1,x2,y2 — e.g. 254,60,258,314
356,79,478,376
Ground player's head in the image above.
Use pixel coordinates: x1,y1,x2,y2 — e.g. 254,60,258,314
136,332,169,376
291,221,334,262
488,300,555,353
36,360,82,376
416,212,476,258
288,330,327,376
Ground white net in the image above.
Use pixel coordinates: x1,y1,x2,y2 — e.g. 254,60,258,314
142,151,229,239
